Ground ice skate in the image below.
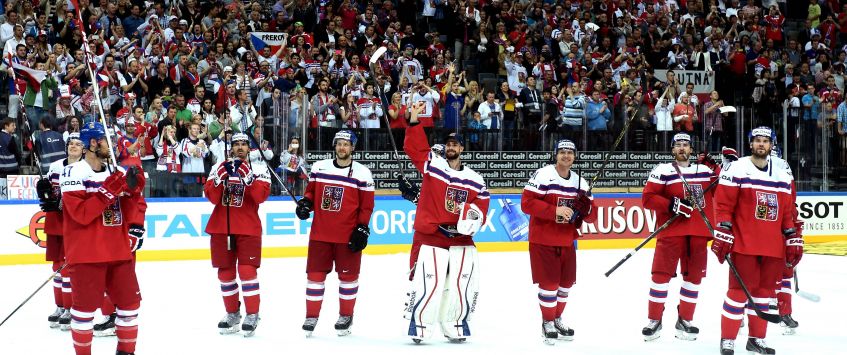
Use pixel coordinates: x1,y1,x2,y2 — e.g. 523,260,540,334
58,308,71,331
641,319,662,341
93,313,117,337
745,337,775,354
674,317,699,341
720,338,735,355
542,320,558,345
554,318,574,341
217,312,241,334
48,307,64,328
780,314,798,335
241,313,260,337
302,317,318,337
334,315,353,336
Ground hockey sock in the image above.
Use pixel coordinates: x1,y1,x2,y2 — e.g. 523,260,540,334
218,268,240,313
115,304,139,354
70,308,95,355
61,268,73,309
747,294,772,339
647,280,669,321
677,281,700,321
338,275,359,316
306,272,327,318
537,287,557,321
720,289,746,339
101,294,116,316
52,261,63,306
776,277,792,316
238,265,260,314
555,287,569,318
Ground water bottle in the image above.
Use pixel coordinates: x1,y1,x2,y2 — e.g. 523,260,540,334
498,199,529,242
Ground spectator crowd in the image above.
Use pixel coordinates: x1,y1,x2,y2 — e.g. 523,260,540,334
0,0,845,194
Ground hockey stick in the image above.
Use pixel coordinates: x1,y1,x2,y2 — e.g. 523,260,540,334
671,162,781,323
794,270,821,302
224,134,234,251
605,177,720,277
586,103,639,192
0,263,67,328
368,46,412,180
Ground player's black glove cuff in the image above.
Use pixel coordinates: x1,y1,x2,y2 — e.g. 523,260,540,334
39,199,61,212
295,198,313,220
36,178,53,201
397,175,420,204
348,224,370,252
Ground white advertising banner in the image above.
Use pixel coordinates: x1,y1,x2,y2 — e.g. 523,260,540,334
5,175,40,200
653,70,715,95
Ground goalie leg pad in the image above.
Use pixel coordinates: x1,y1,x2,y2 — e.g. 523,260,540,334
439,246,480,339
404,245,450,340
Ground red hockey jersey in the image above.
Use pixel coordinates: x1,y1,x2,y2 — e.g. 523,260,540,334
404,124,490,241
204,160,271,237
714,157,795,258
303,159,375,243
522,165,597,247
59,162,145,264
642,162,717,238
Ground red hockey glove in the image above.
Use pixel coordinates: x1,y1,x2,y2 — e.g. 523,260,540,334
721,146,738,164
128,224,145,252
214,163,230,186
98,171,128,201
696,151,720,172
235,160,254,185
669,197,693,218
569,190,592,228
711,222,735,264
784,228,804,268
126,166,146,196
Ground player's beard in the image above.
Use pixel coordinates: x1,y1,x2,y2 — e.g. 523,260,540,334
336,150,351,161
445,149,460,161
751,145,770,159
673,148,690,163
232,149,249,160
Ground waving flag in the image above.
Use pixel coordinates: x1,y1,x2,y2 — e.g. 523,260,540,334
12,62,47,92
249,32,287,53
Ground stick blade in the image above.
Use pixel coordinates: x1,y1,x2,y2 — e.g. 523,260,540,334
797,290,821,302
370,46,388,64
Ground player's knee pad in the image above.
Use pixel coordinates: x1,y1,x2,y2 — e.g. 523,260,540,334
404,244,450,340
439,246,480,339
307,272,328,283
338,273,358,282
237,264,258,280
52,261,63,272
70,307,97,331
217,267,237,282
115,303,140,327
651,272,673,284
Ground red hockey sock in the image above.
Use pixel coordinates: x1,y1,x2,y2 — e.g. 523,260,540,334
720,290,746,339
52,275,63,307
538,288,557,321
647,280,669,321
218,268,240,313
555,287,569,318
238,265,260,314
339,279,359,316
306,273,327,318
115,305,139,354
776,277,792,316
61,268,73,309
101,295,116,316
747,295,771,339
677,281,700,321
70,308,95,355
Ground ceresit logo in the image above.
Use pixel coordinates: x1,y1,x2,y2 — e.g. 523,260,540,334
16,212,47,248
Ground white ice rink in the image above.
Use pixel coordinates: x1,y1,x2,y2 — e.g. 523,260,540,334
0,249,844,354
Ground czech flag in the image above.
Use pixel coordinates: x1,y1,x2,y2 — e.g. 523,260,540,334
249,32,287,53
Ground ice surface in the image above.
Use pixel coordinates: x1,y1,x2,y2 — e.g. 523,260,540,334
1,250,844,354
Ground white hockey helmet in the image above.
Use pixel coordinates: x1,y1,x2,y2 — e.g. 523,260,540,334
671,132,691,148
456,202,483,236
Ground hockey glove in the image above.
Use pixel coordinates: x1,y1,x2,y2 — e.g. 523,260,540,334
126,166,146,196
128,224,145,252
431,144,445,158
783,228,804,268
669,197,693,218
696,151,720,172
348,224,370,252
235,160,254,185
295,198,313,220
397,175,420,204
711,222,735,264
569,190,592,228
214,163,230,186
721,146,739,164
437,225,460,238
36,178,53,201
98,172,128,201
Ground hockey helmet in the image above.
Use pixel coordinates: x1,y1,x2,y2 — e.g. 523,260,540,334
444,132,465,146
771,145,783,158
748,126,776,143
554,139,577,155
79,121,106,149
671,132,692,147
230,132,250,144
333,130,358,147
456,202,484,237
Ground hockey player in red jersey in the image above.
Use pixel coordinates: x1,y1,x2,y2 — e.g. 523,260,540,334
37,133,83,330
59,122,146,355
401,102,490,343
640,132,719,341
204,132,271,337
294,130,375,336
713,127,801,355
521,139,596,344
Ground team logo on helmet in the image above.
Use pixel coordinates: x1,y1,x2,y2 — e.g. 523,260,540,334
672,132,691,146
333,130,358,147
748,126,775,142
230,133,249,144
555,139,577,152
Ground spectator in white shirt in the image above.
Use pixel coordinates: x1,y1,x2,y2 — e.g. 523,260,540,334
477,91,502,129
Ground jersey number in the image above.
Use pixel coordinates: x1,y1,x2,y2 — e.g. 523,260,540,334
62,166,74,178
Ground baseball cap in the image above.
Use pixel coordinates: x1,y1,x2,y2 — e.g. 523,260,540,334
294,21,304,27
404,43,414,50
125,92,137,100
179,19,188,26
224,66,233,72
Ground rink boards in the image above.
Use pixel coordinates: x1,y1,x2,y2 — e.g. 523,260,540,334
1,193,845,265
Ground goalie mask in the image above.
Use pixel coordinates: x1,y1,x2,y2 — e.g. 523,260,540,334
456,202,483,236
